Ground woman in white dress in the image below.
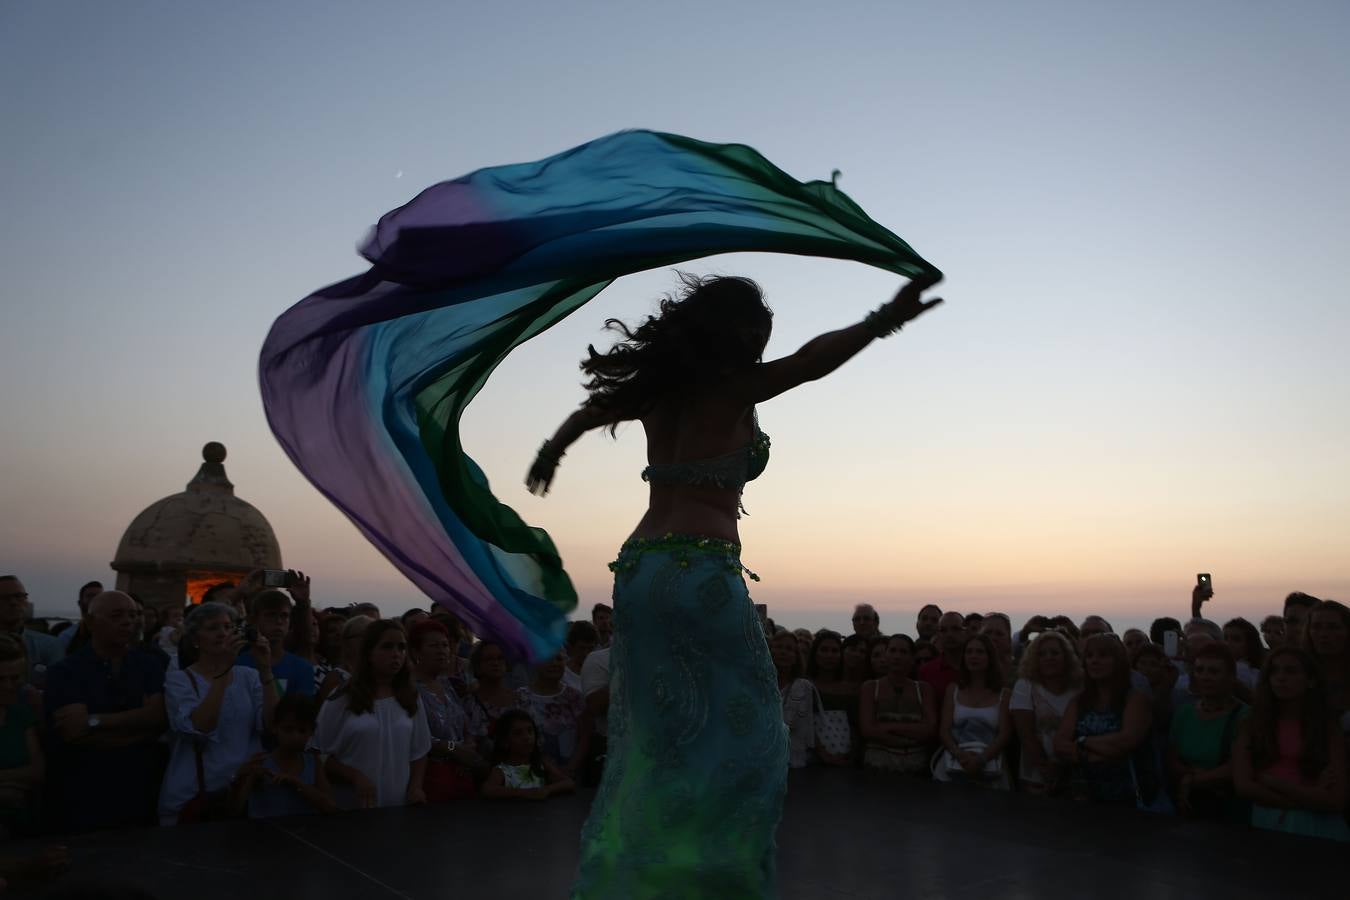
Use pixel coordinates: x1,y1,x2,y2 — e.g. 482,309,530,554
317,619,431,809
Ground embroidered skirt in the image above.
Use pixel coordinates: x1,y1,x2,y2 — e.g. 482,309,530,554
572,535,788,899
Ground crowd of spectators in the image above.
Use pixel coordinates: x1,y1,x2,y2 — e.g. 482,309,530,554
768,588,1349,843
0,570,1345,888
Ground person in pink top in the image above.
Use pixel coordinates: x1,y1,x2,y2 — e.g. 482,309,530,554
1233,647,1348,841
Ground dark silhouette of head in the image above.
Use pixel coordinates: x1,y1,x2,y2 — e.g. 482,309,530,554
581,272,772,430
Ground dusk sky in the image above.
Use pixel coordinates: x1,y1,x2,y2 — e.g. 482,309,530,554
3,1,1346,635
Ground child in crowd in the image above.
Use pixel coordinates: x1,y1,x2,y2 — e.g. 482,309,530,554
233,694,336,818
156,604,187,661
481,710,575,801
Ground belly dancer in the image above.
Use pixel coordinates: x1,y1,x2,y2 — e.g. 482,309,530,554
526,271,944,898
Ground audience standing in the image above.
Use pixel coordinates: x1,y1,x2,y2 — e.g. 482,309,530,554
1259,615,1285,652
44,591,167,832
851,605,881,640
0,636,44,833
465,640,528,759
919,612,966,698
935,633,1010,788
591,604,613,649
1305,601,1349,731
579,641,611,786
772,631,826,768
317,620,430,809
235,694,336,818
1122,629,1149,661
481,710,575,801
1011,630,1081,794
524,651,591,777
159,603,276,825
409,620,479,801
1282,593,1319,650
866,638,890,680
1233,648,1348,841
237,586,315,698
979,614,1014,683
563,621,598,693
318,614,374,701
1167,644,1247,820
56,581,103,653
0,577,62,687
1222,617,1264,692
915,604,942,643
1056,634,1154,807
859,635,934,774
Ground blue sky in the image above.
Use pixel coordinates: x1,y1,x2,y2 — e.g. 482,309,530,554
3,1,1347,633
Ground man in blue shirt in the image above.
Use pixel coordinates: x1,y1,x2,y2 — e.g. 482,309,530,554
0,576,64,686
45,591,168,832
238,584,314,697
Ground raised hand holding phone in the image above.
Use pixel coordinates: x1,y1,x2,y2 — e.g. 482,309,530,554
1191,573,1213,619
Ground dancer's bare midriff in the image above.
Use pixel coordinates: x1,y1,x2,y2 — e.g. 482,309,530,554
627,395,755,545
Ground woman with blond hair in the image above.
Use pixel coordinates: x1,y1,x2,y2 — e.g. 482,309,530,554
1010,630,1082,793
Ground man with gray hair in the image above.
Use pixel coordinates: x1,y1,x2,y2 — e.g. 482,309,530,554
45,591,168,832
851,604,880,640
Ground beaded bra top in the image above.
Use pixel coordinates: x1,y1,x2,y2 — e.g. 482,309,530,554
641,412,771,515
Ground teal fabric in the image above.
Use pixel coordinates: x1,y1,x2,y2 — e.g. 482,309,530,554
573,537,787,898
260,129,938,665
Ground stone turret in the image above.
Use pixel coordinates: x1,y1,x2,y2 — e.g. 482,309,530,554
111,442,282,611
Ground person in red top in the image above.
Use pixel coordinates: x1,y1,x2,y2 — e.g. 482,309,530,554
919,612,967,698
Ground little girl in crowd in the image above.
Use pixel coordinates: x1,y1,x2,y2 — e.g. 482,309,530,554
234,694,336,818
481,710,575,801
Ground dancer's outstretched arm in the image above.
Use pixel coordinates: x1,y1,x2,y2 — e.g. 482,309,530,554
731,273,943,405
526,403,626,496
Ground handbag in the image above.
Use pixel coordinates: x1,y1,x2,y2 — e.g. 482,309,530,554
424,758,477,802
177,672,238,824
942,741,1001,778
812,686,852,757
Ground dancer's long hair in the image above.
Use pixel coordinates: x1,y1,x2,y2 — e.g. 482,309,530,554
581,273,772,432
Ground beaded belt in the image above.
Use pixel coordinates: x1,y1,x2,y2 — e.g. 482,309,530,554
609,532,761,582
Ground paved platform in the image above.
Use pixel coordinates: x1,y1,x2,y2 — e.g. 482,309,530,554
11,768,1342,899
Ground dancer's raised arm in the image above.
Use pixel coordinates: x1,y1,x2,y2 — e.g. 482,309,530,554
731,273,943,405
525,402,625,496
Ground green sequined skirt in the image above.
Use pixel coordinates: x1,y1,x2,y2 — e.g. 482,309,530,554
572,535,788,899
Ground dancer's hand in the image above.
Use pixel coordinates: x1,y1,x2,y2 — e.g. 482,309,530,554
525,443,562,496
879,272,944,330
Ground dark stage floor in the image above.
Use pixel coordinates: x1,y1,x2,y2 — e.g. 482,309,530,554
12,768,1343,899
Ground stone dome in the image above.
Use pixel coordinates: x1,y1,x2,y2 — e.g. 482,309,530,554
111,443,282,608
